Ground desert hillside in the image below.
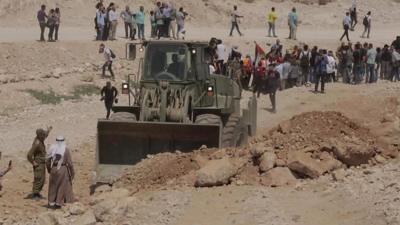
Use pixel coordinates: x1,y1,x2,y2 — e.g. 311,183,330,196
0,0,399,28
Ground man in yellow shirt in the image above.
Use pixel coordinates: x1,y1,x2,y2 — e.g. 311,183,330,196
267,7,278,37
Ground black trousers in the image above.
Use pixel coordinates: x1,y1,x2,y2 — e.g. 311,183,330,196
54,24,59,41
269,91,276,111
340,27,350,41
229,22,242,36
315,72,326,92
105,101,113,119
39,22,46,41
124,22,132,38
48,25,55,41
102,61,115,78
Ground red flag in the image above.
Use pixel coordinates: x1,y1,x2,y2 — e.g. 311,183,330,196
254,42,266,66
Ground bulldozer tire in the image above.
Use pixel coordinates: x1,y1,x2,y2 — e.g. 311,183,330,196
195,114,222,125
109,112,137,121
221,115,247,148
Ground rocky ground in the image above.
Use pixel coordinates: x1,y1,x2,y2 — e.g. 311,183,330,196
1,0,400,224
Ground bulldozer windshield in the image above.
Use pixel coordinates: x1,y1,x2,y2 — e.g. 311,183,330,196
143,44,191,81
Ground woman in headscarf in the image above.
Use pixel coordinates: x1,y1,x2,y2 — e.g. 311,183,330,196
46,136,75,209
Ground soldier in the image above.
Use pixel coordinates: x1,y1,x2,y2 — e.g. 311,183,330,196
27,126,52,200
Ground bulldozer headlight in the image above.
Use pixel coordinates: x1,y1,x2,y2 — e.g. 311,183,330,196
207,86,214,96
191,49,196,54
139,46,144,52
122,82,129,94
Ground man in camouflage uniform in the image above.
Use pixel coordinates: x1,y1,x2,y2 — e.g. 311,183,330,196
27,126,52,200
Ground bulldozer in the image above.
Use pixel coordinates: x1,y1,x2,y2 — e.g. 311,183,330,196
95,40,257,185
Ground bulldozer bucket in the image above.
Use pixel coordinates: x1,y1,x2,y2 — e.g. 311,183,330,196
97,120,221,166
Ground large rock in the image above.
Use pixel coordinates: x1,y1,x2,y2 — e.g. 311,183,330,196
261,167,297,187
331,143,375,166
259,152,277,172
277,120,291,134
74,210,96,225
318,151,343,172
37,211,66,225
68,202,86,216
90,188,130,205
287,152,325,178
195,158,239,187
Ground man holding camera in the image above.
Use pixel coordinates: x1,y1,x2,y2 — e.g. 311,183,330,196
101,81,119,119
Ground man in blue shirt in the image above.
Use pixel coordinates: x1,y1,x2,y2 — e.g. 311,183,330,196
136,6,145,40
288,8,298,40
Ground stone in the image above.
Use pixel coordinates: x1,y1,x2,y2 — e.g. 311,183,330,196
287,152,325,178
259,152,276,172
261,167,297,187
375,155,386,164
318,151,343,172
278,120,291,134
331,143,375,166
37,211,66,225
91,188,130,206
69,202,86,216
332,168,346,181
74,210,97,225
191,154,208,168
195,158,239,187
275,159,287,167
250,144,272,158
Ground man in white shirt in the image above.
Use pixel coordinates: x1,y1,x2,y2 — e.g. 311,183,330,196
340,12,351,42
108,6,118,40
216,39,226,74
99,43,115,79
229,5,243,37
326,51,337,82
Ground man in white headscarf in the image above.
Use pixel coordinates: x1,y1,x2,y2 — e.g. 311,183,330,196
46,136,75,209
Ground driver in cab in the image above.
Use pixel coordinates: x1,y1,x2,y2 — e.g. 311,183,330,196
167,54,185,79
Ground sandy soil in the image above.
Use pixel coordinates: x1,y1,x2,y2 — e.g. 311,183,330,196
1,0,400,224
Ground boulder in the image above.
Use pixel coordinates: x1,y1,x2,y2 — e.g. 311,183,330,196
318,151,343,172
331,143,375,166
74,210,97,225
195,158,239,187
332,168,346,181
261,167,297,187
277,120,291,134
250,144,272,158
259,152,277,172
37,211,66,225
90,188,130,206
287,152,325,178
191,154,208,168
68,202,86,216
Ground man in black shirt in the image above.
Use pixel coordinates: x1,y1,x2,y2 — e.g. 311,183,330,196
100,81,118,119
381,45,392,80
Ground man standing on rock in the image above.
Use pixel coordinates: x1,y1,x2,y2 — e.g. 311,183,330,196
27,126,52,200
46,136,75,209
101,81,119,119
37,4,48,42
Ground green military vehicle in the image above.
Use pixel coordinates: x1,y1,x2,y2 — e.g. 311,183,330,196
95,40,257,184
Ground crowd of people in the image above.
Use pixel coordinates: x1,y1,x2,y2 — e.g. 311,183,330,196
36,4,61,42
94,1,188,41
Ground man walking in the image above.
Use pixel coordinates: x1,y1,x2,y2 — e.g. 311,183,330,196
120,6,133,39
366,43,377,83
288,8,298,40
229,5,243,37
340,12,351,42
361,11,371,39
267,7,278,37
46,136,75,209
99,43,115,79
37,4,47,42
136,6,145,40
101,81,119,119
350,0,357,30
27,126,52,200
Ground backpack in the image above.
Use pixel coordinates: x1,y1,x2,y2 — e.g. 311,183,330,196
110,49,116,59
300,51,310,68
363,16,369,26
